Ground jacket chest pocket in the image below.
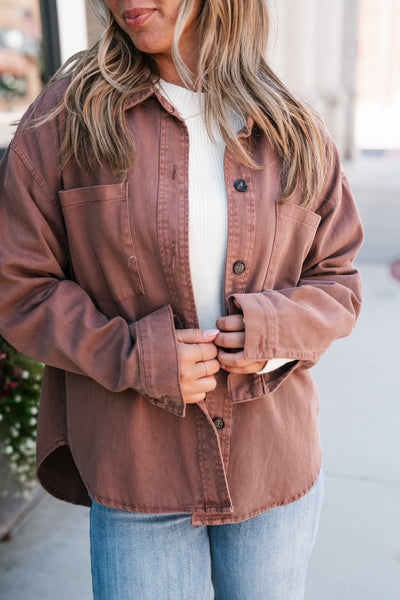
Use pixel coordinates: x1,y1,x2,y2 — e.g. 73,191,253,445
59,183,145,301
264,202,321,290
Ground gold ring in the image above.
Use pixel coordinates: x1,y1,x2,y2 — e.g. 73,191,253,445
198,344,205,362
203,361,209,377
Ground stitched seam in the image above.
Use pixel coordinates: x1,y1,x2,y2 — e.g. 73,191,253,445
158,112,180,310
224,157,236,300
61,196,125,207
193,465,322,523
278,212,320,228
166,305,182,402
194,407,210,511
316,195,338,218
242,163,256,293
263,202,279,289
136,320,148,395
261,293,277,355
209,428,231,510
124,181,145,295
11,142,55,200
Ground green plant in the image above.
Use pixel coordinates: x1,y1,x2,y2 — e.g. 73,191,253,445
0,337,43,487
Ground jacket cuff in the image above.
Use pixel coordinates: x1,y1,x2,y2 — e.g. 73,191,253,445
229,292,317,362
131,305,186,417
228,292,276,360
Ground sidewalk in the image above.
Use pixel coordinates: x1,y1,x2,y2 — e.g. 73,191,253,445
306,261,400,599
0,494,91,599
0,155,399,599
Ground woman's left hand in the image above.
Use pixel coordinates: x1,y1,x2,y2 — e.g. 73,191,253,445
215,309,267,375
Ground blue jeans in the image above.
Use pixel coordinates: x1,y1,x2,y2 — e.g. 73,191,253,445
89,468,324,600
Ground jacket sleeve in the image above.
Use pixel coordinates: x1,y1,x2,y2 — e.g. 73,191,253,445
0,142,186,418
229,143,363,378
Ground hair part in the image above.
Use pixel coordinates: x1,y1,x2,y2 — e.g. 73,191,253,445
40,0,328,208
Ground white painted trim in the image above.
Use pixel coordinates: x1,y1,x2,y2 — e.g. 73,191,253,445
56,0,88,62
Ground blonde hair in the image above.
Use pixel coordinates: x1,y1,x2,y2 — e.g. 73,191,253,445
43,0,328,208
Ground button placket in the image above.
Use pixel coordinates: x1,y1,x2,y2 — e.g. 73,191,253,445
223,160,255,302
232,177,248,278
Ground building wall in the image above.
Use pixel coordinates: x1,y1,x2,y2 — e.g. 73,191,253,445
355,0,400,149
268,0,360,158
86,1,104,48
0,0,42,111
55,0,88,64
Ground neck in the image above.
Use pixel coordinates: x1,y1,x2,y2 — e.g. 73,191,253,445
153,42,199,89
157,61,188,87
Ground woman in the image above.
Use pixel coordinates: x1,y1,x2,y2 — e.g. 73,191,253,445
0,1,363,598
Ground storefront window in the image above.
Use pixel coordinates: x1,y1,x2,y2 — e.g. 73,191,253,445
0,0,43,153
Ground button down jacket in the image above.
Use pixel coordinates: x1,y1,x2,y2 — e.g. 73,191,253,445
0,79,363,525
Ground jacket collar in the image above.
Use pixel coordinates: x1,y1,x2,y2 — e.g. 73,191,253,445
125,84,255,136
125,86,157,110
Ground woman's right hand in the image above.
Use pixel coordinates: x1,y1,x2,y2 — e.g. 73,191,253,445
175,329,220,404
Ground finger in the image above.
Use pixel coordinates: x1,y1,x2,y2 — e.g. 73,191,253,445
214,331,245,349
233,298,242,310
183,377,217,403
218,351,266,373
216,314,245,332
179,350,219,381
196,343,205,363
194,375,218,393
177,341,218,365
196,358,220,379
181,375,218,403
176,328,219,344
184,393,207,404
217,349,249,369
198,343,219,362
220,363,266,375
182,358,219,382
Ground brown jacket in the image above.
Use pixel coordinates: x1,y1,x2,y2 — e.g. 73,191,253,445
0,80,363,525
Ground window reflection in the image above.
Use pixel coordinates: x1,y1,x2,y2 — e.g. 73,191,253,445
0,0,42,152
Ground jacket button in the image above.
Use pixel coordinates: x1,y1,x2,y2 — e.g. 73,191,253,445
234,179,248,192
213,417,225,430
233,261,246,275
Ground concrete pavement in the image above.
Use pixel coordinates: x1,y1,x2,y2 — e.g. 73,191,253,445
0,494,91,599
306,261,400,599
0,154,399,599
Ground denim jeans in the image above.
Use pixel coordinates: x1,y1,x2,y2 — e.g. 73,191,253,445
89,468,324,600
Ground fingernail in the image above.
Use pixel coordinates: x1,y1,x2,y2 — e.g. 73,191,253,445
205,329,219,338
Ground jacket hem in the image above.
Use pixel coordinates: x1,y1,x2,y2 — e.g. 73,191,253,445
36,439,91,507
86,492,234,516
36,438,68,470
191,463,322,525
